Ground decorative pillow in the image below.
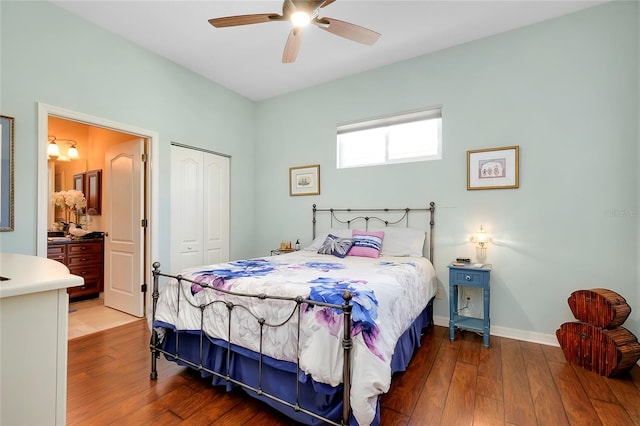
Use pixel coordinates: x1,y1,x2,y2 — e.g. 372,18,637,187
348,230,385,258
317,234,354,258
304,229,353,251
371,227,426,257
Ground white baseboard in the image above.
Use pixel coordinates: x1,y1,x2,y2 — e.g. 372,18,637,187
433,315,559,347
433,315,640,367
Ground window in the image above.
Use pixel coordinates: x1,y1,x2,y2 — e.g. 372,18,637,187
337,107,442,169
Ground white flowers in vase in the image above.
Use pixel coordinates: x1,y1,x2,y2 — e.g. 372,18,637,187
52,189,87,225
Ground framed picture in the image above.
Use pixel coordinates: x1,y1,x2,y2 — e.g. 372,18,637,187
0,115,15,231
289,164,320,196
467,146,519,190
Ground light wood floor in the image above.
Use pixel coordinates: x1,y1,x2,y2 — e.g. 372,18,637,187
67,321,640,425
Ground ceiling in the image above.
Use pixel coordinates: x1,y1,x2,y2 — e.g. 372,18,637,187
50,1,609,101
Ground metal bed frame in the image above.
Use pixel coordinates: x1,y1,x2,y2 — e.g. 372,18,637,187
149,202,436,425
312,202,436,264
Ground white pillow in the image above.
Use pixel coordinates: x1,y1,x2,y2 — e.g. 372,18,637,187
371,227,426,257
304,229,353,251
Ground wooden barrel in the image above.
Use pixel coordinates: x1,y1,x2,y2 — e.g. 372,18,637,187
556,322,640,377
567,288,631,328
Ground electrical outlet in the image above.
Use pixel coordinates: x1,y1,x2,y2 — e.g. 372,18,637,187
435,287,443,299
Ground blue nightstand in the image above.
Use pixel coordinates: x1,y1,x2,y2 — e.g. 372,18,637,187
448,262,491,348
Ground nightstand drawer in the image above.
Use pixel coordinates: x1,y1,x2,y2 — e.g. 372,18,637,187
452,270,485,286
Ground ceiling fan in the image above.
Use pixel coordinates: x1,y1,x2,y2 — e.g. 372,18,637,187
208,0,381,63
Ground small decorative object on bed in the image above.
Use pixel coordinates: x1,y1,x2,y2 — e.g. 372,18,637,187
556,288,640,376
289,164,320,196
150,203,436,426
467,145,519,190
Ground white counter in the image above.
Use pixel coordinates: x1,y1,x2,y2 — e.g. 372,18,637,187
0,253,83,425
0,252,83,298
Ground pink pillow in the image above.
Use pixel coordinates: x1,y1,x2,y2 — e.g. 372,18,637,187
348,230,385,258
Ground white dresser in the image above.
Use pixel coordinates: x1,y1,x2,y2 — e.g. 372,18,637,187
0,253,83,425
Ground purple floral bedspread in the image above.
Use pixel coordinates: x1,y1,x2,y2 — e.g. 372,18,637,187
154,250,435,425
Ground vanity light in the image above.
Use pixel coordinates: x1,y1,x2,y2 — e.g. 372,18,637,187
47,137,60,159
67,142,79,160
48,136,79,161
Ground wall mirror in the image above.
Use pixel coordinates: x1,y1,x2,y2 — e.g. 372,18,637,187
1,115,15,232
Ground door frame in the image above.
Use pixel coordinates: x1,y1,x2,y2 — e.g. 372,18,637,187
36,102,159,318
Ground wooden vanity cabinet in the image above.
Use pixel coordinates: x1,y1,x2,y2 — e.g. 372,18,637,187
47,239,104,299
46,243,66,264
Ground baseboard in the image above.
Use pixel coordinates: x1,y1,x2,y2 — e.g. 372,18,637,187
433,315,640,367
433,315,559,347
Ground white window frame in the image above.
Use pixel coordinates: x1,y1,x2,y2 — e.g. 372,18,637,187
336,107,442,169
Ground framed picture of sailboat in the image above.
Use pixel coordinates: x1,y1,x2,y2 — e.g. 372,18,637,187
289,164,320,196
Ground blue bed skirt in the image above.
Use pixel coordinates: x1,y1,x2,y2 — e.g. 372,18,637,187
154,297,433,425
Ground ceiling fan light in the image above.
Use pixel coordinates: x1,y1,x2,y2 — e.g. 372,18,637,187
291,11,310,27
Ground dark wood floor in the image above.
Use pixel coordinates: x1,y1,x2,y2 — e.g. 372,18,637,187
67,320,640,425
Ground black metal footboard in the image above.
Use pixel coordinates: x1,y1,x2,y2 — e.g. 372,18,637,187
149,262,353,426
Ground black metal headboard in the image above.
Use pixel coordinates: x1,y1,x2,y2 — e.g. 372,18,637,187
312,202,436,263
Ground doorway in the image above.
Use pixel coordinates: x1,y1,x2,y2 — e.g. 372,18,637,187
37,103,159,327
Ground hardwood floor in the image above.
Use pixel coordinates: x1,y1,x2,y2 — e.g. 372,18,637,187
67,321,640,425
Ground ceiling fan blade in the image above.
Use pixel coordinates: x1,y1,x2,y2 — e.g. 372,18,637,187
208,13,280,28
282,27,303,63
320,0,337,8
315,17,380,45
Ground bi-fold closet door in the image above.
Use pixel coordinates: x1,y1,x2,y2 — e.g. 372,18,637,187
170,144,230,272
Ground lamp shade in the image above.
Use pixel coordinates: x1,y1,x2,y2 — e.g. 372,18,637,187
475,226,488,247
47,141,60,158
67,145,79,159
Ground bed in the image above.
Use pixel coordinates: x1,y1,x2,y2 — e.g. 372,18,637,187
149,203,436,425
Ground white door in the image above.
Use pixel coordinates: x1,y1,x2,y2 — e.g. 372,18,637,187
171,145,229,272
104,139,145,317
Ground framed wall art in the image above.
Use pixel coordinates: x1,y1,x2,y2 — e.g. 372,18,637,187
467,146,519,190
289,164,320,196
1,115,15,231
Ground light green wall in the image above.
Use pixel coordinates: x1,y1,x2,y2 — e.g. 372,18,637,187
0,0,256,264
1,1,637,339
254,1,639,337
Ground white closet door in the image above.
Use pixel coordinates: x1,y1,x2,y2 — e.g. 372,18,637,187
203,151,230,265
171,145,229,272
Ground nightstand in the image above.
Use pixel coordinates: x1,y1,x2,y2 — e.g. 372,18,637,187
270,248,296,256
448,262,491,348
